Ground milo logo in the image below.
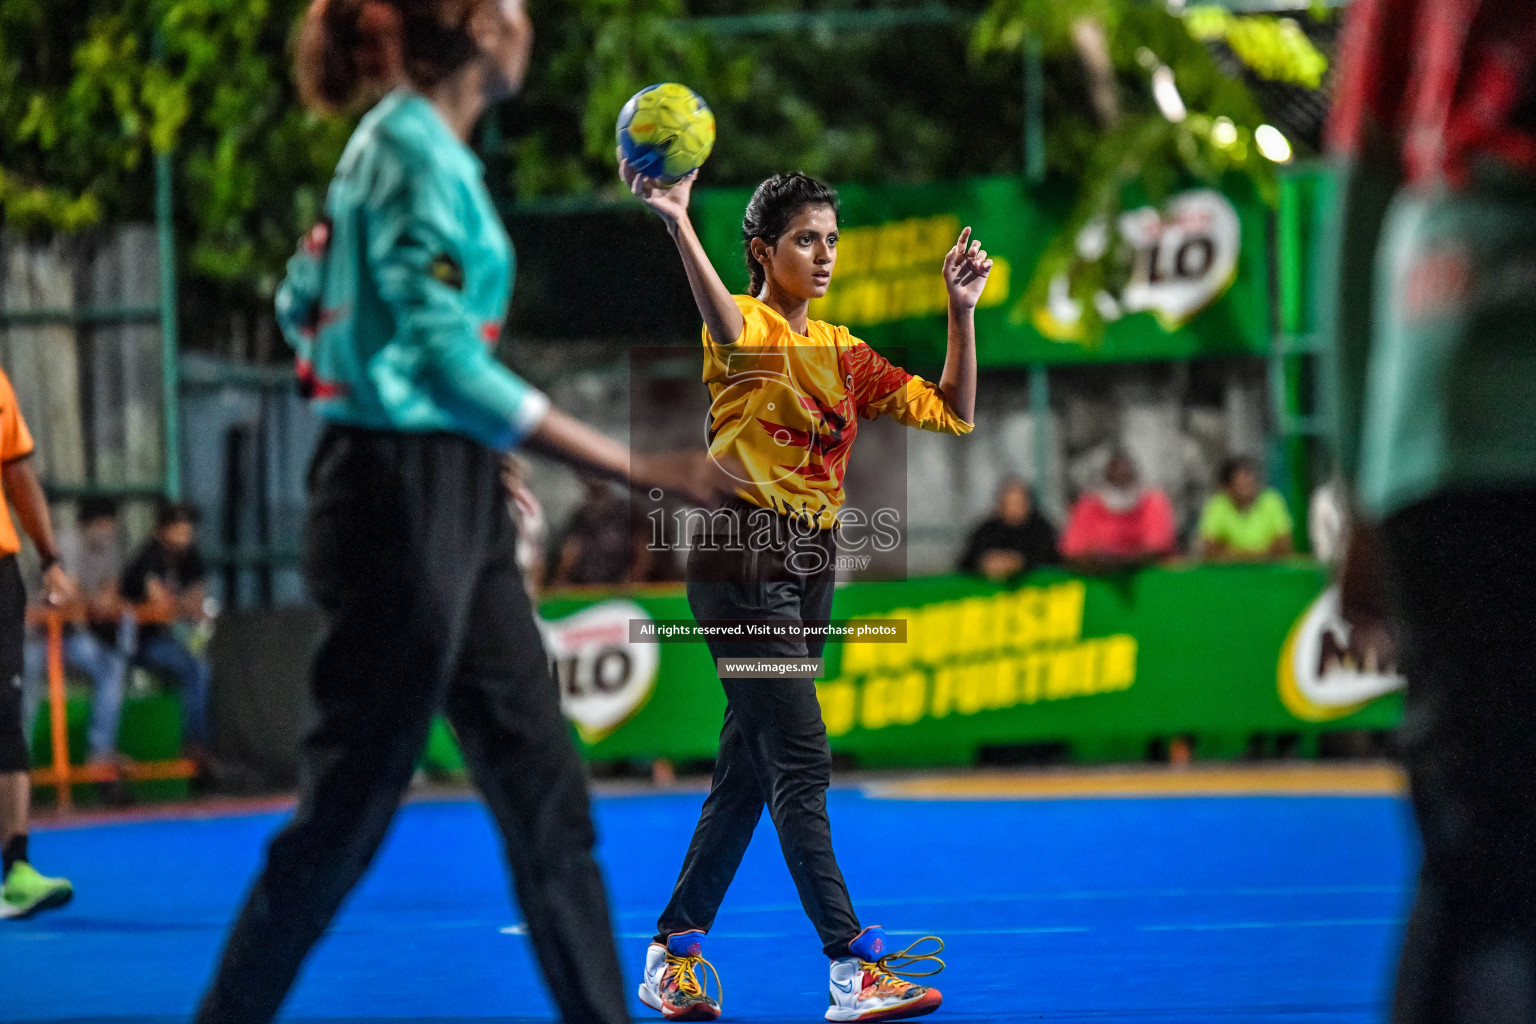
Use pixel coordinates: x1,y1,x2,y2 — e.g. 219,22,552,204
1036,188,1241,342
1277,584,1404,722
543,600,660,744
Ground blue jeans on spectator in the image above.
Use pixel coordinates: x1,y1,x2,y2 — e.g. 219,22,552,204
21,628,130,762
133,632,211,749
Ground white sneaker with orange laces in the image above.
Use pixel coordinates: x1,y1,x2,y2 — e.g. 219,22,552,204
825,927,944,1022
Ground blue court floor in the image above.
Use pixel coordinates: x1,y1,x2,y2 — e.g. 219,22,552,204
3,784,1418,1023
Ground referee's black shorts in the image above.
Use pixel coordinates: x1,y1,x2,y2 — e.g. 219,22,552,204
0,554,30,772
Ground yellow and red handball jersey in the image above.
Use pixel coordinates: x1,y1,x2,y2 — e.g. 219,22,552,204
703,295,972,529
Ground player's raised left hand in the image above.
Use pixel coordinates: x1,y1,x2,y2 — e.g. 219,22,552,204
943,227,993,311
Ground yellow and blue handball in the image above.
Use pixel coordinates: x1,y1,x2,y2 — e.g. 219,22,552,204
616,82,716,183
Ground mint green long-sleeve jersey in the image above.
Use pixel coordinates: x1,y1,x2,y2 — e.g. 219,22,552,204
275,90,549,451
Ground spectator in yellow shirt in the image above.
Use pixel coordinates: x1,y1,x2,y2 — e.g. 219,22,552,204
1197,456,1294,562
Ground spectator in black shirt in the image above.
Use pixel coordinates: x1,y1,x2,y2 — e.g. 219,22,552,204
959,477,1061,581
121,502,211,763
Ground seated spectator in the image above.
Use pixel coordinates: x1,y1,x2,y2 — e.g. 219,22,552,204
121,502,212,765
551,477,647,588
1060,449,1177,570
1308,477,1347,565
20,498,130,778
1197,456,1294,562
959,476,1060,581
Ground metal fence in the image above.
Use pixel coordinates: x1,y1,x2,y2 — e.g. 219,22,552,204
0,226,176,547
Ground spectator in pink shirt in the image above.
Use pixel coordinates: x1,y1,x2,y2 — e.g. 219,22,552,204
1060,450,1176,571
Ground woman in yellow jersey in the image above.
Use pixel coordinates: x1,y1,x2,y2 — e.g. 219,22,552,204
622,163,991,1023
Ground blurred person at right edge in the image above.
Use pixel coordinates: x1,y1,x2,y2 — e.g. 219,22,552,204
1327,2,1536,1021
192,2,731,1023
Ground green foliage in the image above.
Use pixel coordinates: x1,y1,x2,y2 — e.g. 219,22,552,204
973,0,1287,341
1,0,1311,334
500,0,1020,202
1184,6,1328,88
0,0,350,298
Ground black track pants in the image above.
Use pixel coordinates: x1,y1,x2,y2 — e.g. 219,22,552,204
196,426,628,1024
1383,492,1536,1024
655,502,861,959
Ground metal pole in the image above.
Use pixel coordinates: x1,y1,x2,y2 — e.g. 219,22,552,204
46,611,71,812
1029,364,1052,510
156,149,181,502
153,32,181,502
1024,35,1046,185
1273,171,1316,547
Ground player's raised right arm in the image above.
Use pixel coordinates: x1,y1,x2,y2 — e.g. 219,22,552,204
620,154,744,346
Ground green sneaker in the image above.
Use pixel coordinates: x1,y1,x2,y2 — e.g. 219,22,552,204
1,862,74,920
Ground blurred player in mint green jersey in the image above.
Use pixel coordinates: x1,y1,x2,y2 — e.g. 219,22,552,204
1329,2,1536,1020
194,2,730,1022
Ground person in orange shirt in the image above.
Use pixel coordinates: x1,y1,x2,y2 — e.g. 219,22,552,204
622,163,991,1023
0,366,77,919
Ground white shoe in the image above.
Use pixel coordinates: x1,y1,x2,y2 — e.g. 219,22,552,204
825,928,944,1023
638,931,721,1021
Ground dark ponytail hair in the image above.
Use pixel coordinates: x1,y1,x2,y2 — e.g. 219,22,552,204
741,173,839,297
296,0,485,113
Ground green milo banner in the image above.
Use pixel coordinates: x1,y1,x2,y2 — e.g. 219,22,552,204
691,175,1272,368
541,564,1403,768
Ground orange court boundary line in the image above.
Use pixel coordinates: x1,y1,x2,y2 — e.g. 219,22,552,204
27,764,1407,832
863,763,1407,800
25,788,484,831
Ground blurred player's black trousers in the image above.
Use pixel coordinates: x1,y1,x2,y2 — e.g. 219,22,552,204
197,427,627,1024
1382,491,1536,1024
0,556,29,773
655,501,862,959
